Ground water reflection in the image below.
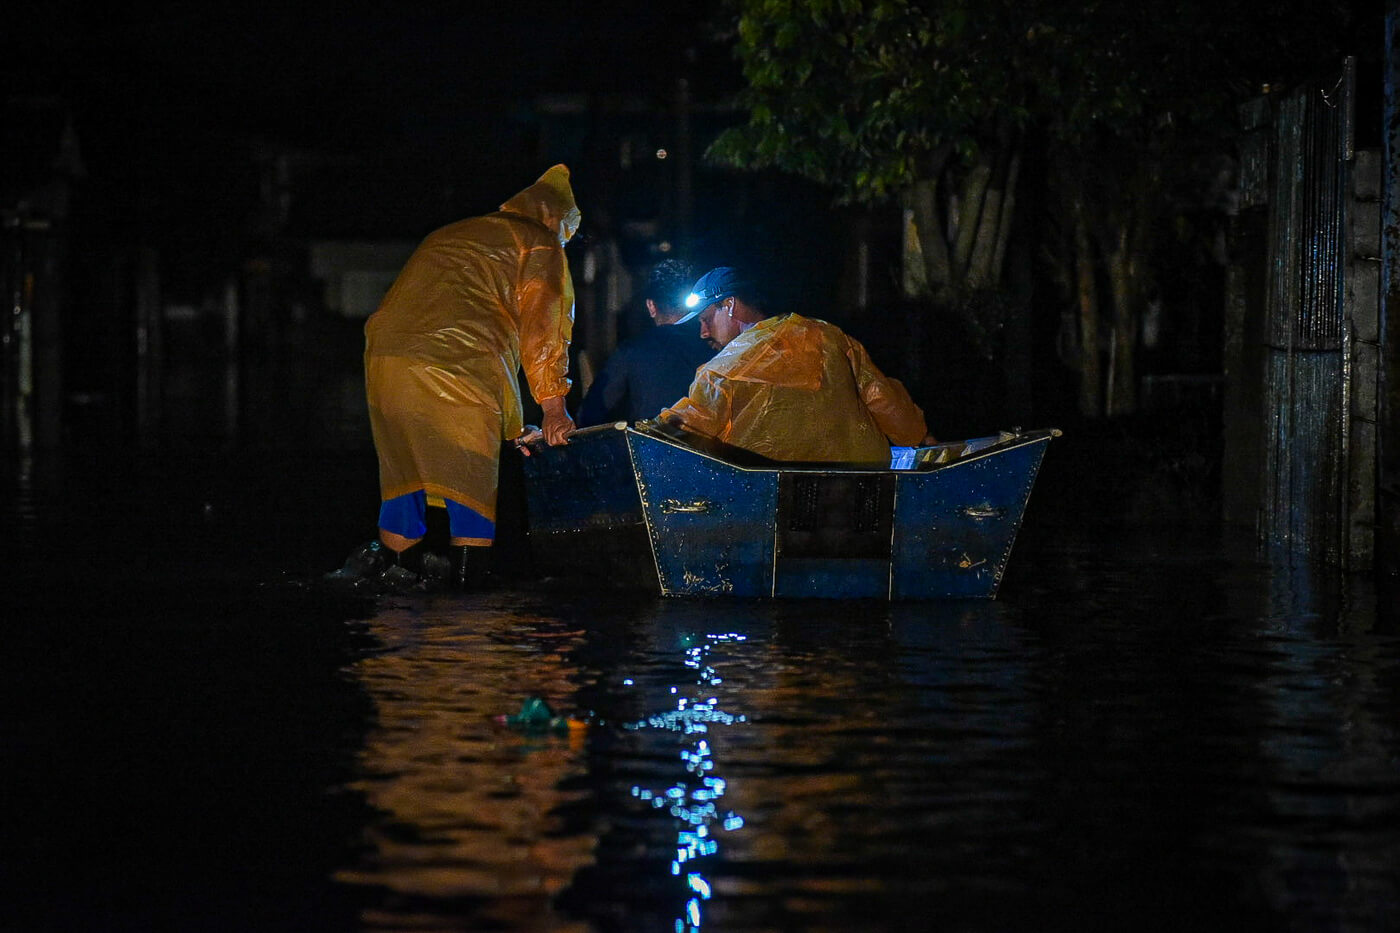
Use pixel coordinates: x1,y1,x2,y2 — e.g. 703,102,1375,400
1233,551,1400,931
336,593,599,931
324,535,1400,932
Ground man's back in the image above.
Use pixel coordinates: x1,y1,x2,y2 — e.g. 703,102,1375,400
578,318,714,426
662,314,927,464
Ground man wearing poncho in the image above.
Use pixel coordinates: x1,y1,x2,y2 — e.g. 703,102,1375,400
661,266,933,465
357,164,580,583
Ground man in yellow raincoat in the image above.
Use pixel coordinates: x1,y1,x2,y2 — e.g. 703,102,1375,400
660,266,933,465
339,164,581,589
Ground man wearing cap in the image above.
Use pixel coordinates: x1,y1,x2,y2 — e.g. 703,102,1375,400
659,266,933,465
576,258,714,427
330,164,581,590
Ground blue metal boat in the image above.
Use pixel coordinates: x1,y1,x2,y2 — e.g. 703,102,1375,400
520,421,1059,599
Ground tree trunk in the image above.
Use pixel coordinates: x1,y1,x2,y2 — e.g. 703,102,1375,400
906,146,1021,301
951,160,992,279
990,151,1021,283
1000,156,1032,424
1074,206,1102,418
967,146,1018,289
910,178,949,297
1105,224,1138,416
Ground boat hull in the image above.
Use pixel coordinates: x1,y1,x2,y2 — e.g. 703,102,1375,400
522,423,1056,599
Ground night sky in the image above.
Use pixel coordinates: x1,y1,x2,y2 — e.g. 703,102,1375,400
4,3,775,328
9,4,724,141
6,3,736,252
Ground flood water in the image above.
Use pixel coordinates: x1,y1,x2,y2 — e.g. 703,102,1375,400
4,318,1399,932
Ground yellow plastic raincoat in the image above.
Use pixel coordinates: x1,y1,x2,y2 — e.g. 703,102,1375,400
661,313,927,465
364,164,580,530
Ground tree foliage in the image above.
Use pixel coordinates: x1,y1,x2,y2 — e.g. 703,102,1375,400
707,0,1367,416
710,0,1361,203
709,0,1014,202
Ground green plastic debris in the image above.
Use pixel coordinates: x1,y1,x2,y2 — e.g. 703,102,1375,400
498,696,574,734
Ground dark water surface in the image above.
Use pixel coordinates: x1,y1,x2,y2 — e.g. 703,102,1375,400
3,335,1399,931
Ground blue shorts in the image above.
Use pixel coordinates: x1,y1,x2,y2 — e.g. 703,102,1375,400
378,490,495,543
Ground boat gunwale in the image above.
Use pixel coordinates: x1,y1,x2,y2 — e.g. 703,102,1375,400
619,422,1061,476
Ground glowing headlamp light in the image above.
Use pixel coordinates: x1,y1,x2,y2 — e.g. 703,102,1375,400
685,292,702,309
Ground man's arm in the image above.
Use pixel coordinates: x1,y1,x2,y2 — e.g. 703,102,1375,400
518,240,575,406
845,336,929,446
658,368,730,441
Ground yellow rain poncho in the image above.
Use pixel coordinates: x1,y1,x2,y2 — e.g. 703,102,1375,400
661,313,927,465
364,164,579,538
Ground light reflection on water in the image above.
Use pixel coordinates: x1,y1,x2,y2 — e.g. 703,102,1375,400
331,536,1400,932
622,628,748,933
333,597,598,931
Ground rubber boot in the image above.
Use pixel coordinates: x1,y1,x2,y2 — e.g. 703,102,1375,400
449,545,497,590
418,549,454,587
450,545,471,590
471,546,498,590
325,539,389,583
374,543,425,593
395,541,424,574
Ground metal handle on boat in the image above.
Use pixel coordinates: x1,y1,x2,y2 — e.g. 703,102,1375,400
660,498,714,514
962,505,1006,520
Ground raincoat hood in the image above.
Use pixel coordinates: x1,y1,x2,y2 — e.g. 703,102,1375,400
500,163,582,245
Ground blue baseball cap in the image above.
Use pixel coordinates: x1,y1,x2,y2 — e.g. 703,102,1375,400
684,266,752,311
